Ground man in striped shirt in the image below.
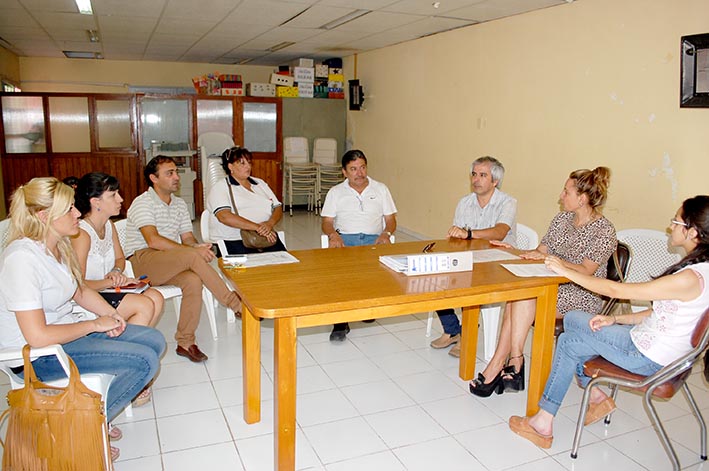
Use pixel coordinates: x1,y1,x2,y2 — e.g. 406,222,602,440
125,156,242,362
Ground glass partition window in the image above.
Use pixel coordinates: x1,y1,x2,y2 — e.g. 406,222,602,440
2,96,46,153
141,99,190,151
96,99,133,149
197,99,233,137
243,102,276,152
49,97,90,152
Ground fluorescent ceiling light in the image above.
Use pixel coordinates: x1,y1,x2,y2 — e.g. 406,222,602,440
268,41,295,52
320,9,370,30
74,0,93,15
63,51,102,59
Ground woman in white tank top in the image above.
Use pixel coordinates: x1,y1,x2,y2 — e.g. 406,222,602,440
71,172,164,327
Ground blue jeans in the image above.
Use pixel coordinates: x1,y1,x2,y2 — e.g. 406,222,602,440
436,309,461,336
539,310,662,416
340,233,378,246
29,325,165,422
333,233,378,332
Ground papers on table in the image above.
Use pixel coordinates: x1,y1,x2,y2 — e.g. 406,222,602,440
472,248,520,263
501,263,558,277
223,251,299,268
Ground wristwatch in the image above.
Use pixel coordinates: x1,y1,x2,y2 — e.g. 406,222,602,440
466,229,473,240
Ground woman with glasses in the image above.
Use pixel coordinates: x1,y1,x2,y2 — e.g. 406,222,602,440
508,195,709,448
206,147,285,254
470,167,617,397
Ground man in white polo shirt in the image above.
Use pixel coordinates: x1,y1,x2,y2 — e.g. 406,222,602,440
125,156,242,363
431,156,517,357
321,149,397,341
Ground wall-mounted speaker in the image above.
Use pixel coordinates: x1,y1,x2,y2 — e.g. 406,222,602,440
348,79,364,111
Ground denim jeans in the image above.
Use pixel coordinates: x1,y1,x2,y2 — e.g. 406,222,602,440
436,309,461,336
340,233,378,246
332,233,379,332
29,325,166,422
538,310,662,416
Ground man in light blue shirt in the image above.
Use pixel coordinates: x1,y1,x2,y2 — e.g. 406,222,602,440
431,156,517,357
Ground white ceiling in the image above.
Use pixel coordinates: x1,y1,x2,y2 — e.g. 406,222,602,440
0,0,572,66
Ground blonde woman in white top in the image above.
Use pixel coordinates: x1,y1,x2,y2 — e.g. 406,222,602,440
71,173,163,327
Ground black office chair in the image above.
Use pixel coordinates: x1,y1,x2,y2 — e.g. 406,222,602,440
554,241,632,337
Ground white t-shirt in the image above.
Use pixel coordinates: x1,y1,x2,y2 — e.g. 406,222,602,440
207,176,282,241
631,262,709,365
79,219,115,280
0,238,79,353
320,177,397,235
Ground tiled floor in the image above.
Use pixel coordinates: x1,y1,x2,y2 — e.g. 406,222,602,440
3,210,709,470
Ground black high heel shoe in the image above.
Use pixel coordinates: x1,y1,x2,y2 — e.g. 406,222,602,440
503,356,525,392
469,371,504,398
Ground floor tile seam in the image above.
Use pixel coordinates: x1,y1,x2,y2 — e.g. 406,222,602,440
152,378,216,392
358,403,451,447
154,403,223,420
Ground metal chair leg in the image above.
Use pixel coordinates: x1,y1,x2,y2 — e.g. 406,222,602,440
682,383,708,460
644,385,681,471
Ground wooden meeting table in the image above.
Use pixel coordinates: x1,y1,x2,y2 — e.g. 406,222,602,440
220,238,565,471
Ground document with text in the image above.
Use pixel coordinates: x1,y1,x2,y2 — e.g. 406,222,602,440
472,249,520,263
501,263,558,277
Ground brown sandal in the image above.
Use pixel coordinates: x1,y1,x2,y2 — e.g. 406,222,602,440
508,416,553,449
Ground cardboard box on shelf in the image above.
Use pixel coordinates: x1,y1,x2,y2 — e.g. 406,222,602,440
314,84,329,98
329,68,343,75
328,81,344,89
219,74,242,82
293,67,314,83
220,81,243,88
328,91,345,99
315,64,329,78
276,86,299,97
292,58,314,68
246,83,276,97
297,82,314,98
328,73,344,83
270,73,294,86
221,88,244,96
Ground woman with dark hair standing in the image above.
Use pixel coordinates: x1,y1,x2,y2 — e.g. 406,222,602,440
471,167,617,397
206,147,285,253
509,195,709,448
72,172,164,327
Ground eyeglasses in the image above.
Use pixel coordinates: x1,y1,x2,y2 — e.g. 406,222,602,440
670,219,688,227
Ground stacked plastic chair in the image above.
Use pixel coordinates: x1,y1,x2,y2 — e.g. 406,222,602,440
198,132,234,209
313,138,343,211
283,137,318,216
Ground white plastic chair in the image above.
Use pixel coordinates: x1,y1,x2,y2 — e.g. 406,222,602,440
312,138,337,165
476,222,540,360
201,210,286,322
0,218,10,248
114,219,219,340
283,137,318,216
617,228,682,311
0,345,115,469
198,132,234,208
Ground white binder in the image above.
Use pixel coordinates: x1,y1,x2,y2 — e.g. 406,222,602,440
379,251,473,276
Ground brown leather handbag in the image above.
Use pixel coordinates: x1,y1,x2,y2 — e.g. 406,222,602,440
0,345,112,471
225,178,276,249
